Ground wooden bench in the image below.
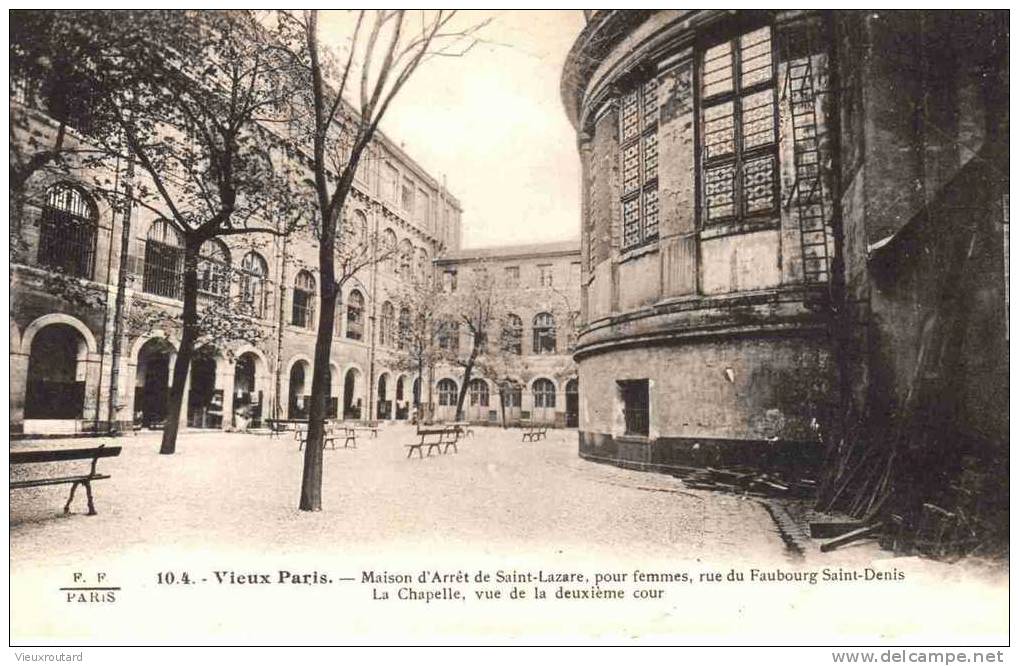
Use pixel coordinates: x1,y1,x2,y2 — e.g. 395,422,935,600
10,444,122,516
449,421,474,439
265,419,305,439
350,420,379,439
521,423,548,442
406,426,459,458
296,422,355,450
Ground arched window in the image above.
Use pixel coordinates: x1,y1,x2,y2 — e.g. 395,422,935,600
292,270,316,328
343,209,368,252
532,312,556,354
143,220,184,299
533,378,557,408
468,378,489,407
398,307,412,351
240,251,268,317
437,320,459,352
346,289,365,340
37,183,99,279
502,313,523,355
397,239,413,276
501,380,523,408
197,239,230,298
379,301,395,347
438,378,458,406
381,229,397,272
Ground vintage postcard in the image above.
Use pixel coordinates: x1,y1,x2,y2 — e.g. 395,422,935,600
8,8,1009,650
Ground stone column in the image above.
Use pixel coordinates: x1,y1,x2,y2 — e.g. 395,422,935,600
217,359,235,430
9,349,29,432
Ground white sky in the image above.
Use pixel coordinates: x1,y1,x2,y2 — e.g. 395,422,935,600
322,10,586,249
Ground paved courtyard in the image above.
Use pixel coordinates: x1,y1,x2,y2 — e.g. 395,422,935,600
10,426,1007,643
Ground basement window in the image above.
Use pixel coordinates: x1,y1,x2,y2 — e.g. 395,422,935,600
618,379,650,437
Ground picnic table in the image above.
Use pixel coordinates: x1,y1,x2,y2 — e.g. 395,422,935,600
10,444,122,515
406,424,460,458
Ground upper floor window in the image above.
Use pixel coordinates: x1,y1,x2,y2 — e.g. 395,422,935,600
437,320,459,352
398,307,412,351
379,301,395,347
240,251,268,317
37,183,98,279
502,313,523,355
143,220,184,299
397,239,413,276
381,228,397,273
538,264,554,287
197,239,230,299
532,312,556,354
382,163,399,203
401,179,415,212
416,248,431,285
443,269,458,293
415,188,430,228
620,77,659,250
701,26,778,226
346,289,365,340
504,266,520,288
292,270,316,329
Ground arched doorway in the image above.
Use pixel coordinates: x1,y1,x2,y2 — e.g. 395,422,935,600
565,378,579,428
135,338,175,427
395,376,408,420
325,364,339,419
343,368,362,420
377,373,391,420
187,350,221,429
467,378,490,423
25,324,88,420
288,360,310,419
233,351,264,428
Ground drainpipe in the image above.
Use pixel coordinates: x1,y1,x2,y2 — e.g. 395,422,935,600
105,154,135,431
367,201,379,421
273,231,289,421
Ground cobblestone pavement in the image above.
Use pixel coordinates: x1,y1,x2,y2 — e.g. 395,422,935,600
11,425,789,566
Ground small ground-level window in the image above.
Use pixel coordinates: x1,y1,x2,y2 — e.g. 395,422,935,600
618,379,650,437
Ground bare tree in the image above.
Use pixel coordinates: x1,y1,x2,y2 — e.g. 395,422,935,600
387,277,446,423
276,9,490,511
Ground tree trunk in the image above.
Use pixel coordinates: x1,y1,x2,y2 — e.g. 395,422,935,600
299,209,339,512
499,385,507,429
159,240,200,455
454,353,476,421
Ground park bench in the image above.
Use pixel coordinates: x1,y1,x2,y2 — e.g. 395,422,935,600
10,444,122,516
265,418,307,439
406,425,459,458
296,422,356,450
449,420,474,439
350,420,380,439
521,423,548,442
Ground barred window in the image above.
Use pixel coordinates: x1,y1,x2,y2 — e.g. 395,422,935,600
533,378,556,409
701,26,778,225
437,378,458,406
292,270,316,329
379,301,395,347
143,220,184,299
37,183,98,279
532,312,556,354
346,289,364,340
197,239,230,299
468,379,489,407
398,307,412,351
619,77,660,250
240,251,268,317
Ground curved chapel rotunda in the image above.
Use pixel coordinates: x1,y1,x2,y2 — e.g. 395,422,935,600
562,10,837,471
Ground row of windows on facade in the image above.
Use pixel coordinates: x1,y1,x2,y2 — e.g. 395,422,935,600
30,183,433,312
436,377,572,408
12,68,458,249
615,25,780,253
441,262,581,292
434,312,560,356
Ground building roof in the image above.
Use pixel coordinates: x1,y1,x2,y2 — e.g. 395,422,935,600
436,239,581,264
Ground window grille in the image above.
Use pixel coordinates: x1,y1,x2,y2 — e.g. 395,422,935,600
701,26,778,225
143,220,184,299
532,312,556,354
292,270,316,329
619,77,660,250
36,183,98,279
